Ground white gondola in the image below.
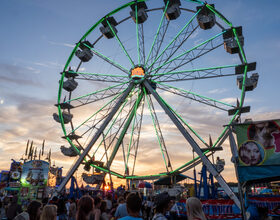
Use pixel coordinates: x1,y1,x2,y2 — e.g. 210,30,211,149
82,173,104,185
60,145,81,157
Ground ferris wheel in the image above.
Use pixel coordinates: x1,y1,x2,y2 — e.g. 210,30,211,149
54,0,258,204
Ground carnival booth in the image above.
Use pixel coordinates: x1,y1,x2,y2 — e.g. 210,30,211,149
233,119,280,219
20,160,49,201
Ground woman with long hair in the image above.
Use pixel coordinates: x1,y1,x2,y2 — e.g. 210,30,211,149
27,200,43,220
68,201,77,220
100,201,109,220
91,196,101,220
186,197,206,220
40,205,57,220
76,195,94,220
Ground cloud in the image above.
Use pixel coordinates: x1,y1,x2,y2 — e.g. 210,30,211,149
47,40,75,48
1,75,279,183
208,88,228,94
219,97,236,105
0,95,65,169
0,63,40,86
33,61,64,69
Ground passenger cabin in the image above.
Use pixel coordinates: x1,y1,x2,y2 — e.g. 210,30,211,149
130,2,148,24
60,145,81,157
223,26,244,54
82,173,104,185
75,41,93,62
60,67,78,78
53,112,73,124
100,17,118,39
196,4,216,30
237,73,259,91
63,79,78,92
164,0,181,21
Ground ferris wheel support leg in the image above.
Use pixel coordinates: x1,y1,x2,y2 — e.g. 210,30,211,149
55,83,135,194
144,80,241,209
228,128,247,220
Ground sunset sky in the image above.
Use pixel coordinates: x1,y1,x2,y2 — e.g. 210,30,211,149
0,0,279,186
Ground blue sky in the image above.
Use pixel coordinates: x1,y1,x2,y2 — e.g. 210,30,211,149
0,0,279,184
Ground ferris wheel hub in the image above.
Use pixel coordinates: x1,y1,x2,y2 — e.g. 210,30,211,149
130,65,146,84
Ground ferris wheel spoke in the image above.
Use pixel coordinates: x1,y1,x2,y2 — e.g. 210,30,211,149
93,87,137,159
98,103,134,164
135,4,140,65
145,4,169,68
143,87,171,173
158,42,224,75
150,31,225,74
152,24,199,75
143,81,234,197
105,91,144,171
63,81,129,108
130,95,145,176
148,92,173,171
154,80,236,111
138,24,146,65
83,43,130,74
68,71,128,83
69,90,126,136
147,9,201,71
106,20,135,67
126,89,145,175
126,89,140,174
144,81,208,146
57,83,134,191
98,92,140,164
152,64,239,82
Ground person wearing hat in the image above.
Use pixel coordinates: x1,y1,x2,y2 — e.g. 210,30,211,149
152,192,172,220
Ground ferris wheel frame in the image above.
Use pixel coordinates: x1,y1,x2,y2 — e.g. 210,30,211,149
55,0,257,207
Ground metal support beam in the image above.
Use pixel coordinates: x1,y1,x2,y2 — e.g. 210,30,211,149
144,80,241,209
55,83,134,194
106,92,144,169
229,128,247,220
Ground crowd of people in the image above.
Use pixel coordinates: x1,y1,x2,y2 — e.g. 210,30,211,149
0,191,207,220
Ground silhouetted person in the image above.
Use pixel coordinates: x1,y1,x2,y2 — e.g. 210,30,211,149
119,193,142,220
77,195,94,220
152,192,172,220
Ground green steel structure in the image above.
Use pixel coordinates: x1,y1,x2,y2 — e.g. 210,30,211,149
55,0,258,206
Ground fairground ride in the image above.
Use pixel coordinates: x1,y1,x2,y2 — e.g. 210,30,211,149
53,0,259,208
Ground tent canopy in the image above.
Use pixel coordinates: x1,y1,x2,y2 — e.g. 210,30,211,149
154,174,188,185
138,181,152,188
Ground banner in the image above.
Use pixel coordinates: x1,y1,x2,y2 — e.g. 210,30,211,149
235,119,280,182
174,199,241,219
9,161,22,188
20,160,49,201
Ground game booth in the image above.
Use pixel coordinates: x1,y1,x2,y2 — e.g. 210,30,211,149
233,119,280,219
